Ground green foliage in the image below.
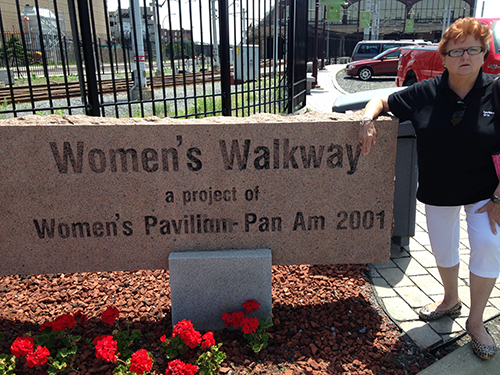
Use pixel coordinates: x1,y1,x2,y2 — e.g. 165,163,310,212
35,328,81,374
0,36,26,66
188,96,222,117
0,354,16,375
164,38,197,59
161,336,190,359
243,315,274,353
113,329,142,361
195,343,226,375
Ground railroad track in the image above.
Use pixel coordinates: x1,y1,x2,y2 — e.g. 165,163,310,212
0,71,222,105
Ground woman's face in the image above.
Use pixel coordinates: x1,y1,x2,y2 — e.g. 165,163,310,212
442,35,485,79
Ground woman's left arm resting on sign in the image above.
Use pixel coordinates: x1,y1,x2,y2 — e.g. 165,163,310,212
476,183,500,235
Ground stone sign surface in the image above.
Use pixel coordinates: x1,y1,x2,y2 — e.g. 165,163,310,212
0,113,398,275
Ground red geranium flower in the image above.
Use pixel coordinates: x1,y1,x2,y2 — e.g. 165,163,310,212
73,311,89,326
10,336,34,357
201,332,215,349
221,312,233,328
160,334,167,343
129,349,153,375
25,345,50,367
165,359,198,375
51,313,77,332
39,321,53,332
230,311,245,329
94,335,118,362
101,306,120,325
242,299,260,314
241,317,259,334
172,320,201,349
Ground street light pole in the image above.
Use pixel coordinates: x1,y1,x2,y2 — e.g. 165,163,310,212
321,5,326,70
312,0,319,88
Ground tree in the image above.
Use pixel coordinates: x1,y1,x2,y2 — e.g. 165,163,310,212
0,36,26,67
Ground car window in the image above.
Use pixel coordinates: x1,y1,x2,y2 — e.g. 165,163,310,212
358,44,380,54
381,44,401,52
385,50,401,59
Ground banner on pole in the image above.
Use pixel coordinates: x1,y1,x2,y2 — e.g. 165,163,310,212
320,0,345,5
326,4,341,22
359,11,370,29
405,19,414,33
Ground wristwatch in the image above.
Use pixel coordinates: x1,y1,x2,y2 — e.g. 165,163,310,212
491,194,500,204
360,118,374,127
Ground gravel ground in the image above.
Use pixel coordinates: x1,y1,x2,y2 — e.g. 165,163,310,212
0,265,439,375
335,70,398,94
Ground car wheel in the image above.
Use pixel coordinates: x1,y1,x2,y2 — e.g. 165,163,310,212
358,67,372,81
404,77,417,86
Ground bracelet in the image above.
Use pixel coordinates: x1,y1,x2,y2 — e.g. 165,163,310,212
491,194,500,204
360,118,374,127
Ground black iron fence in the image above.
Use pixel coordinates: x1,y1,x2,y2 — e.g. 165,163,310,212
0,0,307,118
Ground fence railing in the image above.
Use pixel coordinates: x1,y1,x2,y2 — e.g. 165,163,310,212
0,0,307,119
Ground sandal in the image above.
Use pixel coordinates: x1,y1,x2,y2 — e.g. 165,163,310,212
466,320,497,360
418,300,462,321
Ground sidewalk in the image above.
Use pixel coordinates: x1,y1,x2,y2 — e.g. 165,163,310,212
306,65,500,373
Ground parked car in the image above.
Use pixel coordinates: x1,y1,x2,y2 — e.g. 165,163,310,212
346,47,402,81
351,39,431,61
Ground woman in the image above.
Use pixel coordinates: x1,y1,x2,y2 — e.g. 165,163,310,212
359,17,500,359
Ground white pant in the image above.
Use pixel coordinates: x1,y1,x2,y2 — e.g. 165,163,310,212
425,199,500,278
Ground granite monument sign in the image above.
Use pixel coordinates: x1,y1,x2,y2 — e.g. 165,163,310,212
0,113,398,275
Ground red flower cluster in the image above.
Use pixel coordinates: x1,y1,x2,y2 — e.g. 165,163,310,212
101,306,120,325
26,345,50,368
222,300,261,334
11,337,50,368
73,311,89,327
94,335,118,362
201,332,215,349
165,359,198,375
39,313,81,332
222,311,245,329
10,337,34,357
129,349,153,375
242,299,260,314
172,320,202,349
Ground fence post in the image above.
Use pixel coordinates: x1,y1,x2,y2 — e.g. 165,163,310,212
76,0,100,116
218,0,231,116
287,0,296,114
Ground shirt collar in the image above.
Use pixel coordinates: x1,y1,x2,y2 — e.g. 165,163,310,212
439,67,487,100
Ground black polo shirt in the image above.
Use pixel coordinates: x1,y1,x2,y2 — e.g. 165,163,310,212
388,69,500,206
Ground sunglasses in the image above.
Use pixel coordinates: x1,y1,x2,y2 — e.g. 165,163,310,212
451,100,466,126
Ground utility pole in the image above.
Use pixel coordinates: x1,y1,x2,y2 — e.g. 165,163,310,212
312,0,319,88
151,0,167,76
211,0,219,69
321,5,326,69
130,0,151,100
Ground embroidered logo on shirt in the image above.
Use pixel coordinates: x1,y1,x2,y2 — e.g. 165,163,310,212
483,110,495,117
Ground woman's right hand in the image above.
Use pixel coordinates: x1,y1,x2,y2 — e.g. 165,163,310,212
358,120,377,155
358,96,390,155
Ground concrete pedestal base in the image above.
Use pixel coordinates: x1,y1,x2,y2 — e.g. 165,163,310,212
130,86,152,101
169,249,272,331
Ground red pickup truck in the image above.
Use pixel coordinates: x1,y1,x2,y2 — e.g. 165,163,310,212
396,17,500,86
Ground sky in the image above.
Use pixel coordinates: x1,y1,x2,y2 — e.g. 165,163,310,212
106,0,265,44
475,0,500,18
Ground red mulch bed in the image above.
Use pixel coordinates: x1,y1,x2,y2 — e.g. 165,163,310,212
0,264,439,374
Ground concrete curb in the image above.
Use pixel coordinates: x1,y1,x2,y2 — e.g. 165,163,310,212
419,343,500,374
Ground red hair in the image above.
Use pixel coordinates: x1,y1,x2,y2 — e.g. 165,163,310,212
438,17,491,56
